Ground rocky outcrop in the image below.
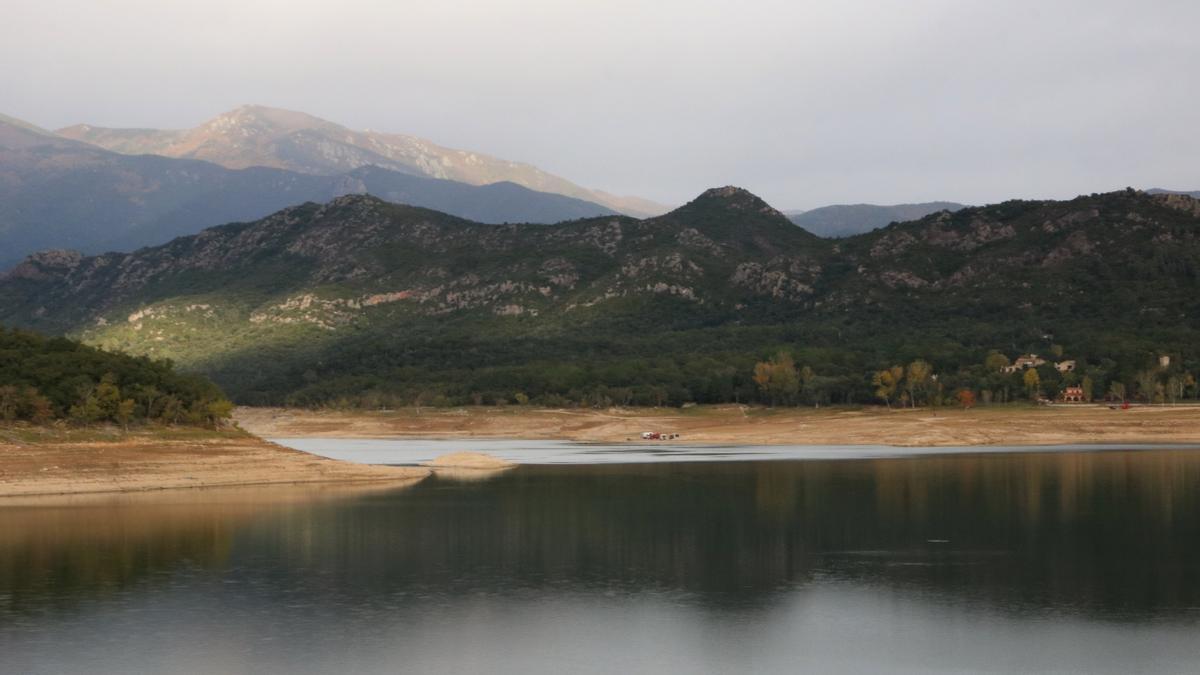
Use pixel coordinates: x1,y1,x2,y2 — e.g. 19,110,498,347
1154,192,1200,218
2,249,84,281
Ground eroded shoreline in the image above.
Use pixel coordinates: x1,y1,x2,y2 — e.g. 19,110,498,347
0,428,429,498
6,404,1200,498
236,404,1200,447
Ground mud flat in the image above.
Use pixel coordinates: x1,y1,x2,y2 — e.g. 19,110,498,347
236,404,1200,447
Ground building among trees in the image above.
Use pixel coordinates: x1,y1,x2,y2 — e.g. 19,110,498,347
1003,354,1046,373
1060,386,1085,403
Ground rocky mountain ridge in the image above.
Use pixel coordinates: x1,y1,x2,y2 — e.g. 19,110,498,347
0,114,616,269
57,104,667,218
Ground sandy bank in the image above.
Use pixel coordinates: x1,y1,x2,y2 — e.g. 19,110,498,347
0,428,429,498
423,452,517,469
236,404,1200,447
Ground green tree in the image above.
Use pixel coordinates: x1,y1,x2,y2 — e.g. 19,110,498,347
1134,370,1159,403
0,385,18,422
1165,375,1183,404
134,384,162,419
205,399,235,428
94,373,122,422
116,398,137,430
799,365,817,407
1080,375,1094,403
158,395,184,424
69,383,103,425
1023,368,1041,401
1109,381,1126,402
984,351,1010,372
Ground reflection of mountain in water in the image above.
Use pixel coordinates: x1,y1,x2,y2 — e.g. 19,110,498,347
5,451,1200,623
239,451,1200,617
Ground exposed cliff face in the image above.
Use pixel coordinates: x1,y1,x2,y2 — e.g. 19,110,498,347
1,187,1197,401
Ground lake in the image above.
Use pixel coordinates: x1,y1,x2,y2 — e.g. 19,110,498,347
3,442,1200,673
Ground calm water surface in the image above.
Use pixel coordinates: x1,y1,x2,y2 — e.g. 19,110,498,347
3,443,1200,673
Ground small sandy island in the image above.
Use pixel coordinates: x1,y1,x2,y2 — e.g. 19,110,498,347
237,403,1200,447
421,452,517,482
424,452,517,469
0,427,428,498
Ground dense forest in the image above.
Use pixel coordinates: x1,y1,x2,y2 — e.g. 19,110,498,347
256,325,1196,410
0,327,232,426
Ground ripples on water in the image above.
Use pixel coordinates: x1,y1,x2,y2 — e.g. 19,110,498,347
3,446,1200,673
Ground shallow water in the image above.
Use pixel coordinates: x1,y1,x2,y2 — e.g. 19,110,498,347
272,436,1200,465
4,445,1200,673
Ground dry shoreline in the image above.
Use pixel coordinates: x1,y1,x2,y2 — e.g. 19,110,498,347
5,403,1199,499
236,404,1200,448
0,428,428,498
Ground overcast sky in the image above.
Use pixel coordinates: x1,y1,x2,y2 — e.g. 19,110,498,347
4,0,1197,209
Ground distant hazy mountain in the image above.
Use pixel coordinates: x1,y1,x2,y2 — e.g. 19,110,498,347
1148,188,1200,199
57,104,667,218
786,202,966,237
0,113,79,149
0,114,615,269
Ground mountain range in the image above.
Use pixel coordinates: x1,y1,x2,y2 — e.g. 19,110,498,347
0,112,619,269
57,105,666,218
1148,188,1200,199
2,186,1197,406
785,202,966,237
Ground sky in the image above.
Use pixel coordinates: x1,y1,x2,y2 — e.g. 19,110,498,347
3,0,1198,209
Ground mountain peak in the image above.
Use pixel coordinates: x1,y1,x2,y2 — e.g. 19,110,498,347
691,186,782,214
49,106,669,217
664,186,789,223
204,104,334,136
699,185,758,199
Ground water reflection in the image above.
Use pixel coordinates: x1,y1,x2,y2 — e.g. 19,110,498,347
0,483,417,617
215,451,1200,617
4,449,1200,673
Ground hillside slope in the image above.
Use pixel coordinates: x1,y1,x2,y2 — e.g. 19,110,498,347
2,188,1197,405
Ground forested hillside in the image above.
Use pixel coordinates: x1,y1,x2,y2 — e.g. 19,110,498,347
1,187,1198,408
0,327,232,425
